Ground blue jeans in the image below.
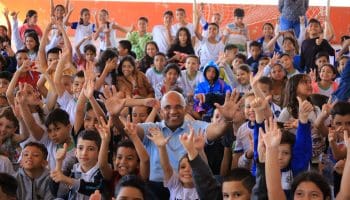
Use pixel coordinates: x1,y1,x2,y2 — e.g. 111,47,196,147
280,16,301,38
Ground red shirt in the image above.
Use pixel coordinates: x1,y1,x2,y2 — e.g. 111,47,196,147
17,71,40,88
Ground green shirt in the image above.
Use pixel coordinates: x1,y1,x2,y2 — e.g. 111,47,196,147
127,31,152,59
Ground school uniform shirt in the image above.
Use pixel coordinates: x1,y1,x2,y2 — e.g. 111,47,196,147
20,112,47,149
71,22,96,53
224,23,248,53
152,25,172,54
178,70,203,96
98,22,118,50
39,134,77,171
233,121,254,154
145,67,164,90
286,69,301,79
50,163,106,200
0,155,15,175
165,170,199,200
312,81,338,97
235,83,251,94
74,164,101,200
198,37,225,68
270,102,282,119
57,91,77,125
278,106,321,125
171,23,195,38
154,80,184,100
200,16,222,42
278,106,325,161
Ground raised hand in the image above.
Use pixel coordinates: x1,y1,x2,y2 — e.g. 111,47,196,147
104,58,117,74
50,170,67,183
214,89,242,121
84,61,97,81
328,127,337,143
258,130,266,162
10,11,19,20
67,2,74,14
16,83,29,105
321,97,336,117
316,34,323,46
309,68,316,82
95,116,112,142
83,79,95,99
260,117,282,148
250,68,263,87
89,190,102,200
55,143,68,162
129,24,135,33
193,127,206,151
217,52,227,65
270,52,280,66
179,129,195,153
297,96,313,123
18,60,33,74
44,60,59,75
147,127,170,147
251,97,269,112
3,8,9,17
99,85,126,116
334,159,345,174
124,115,138,139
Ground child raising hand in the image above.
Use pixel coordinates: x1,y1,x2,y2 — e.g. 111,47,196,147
148,126,206,200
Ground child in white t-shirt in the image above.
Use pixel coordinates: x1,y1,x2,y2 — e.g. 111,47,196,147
65,8,95,53
152,10,174,54
146,52,166,90
172,8,196,45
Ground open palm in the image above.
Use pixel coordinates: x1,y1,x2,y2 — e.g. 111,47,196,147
147,127,169,147
100,85,126,115
214,89,242,120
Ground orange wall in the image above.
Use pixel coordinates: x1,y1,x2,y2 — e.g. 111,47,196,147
1,0,349,43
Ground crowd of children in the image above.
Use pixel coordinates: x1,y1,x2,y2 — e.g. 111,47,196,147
0,1,350,199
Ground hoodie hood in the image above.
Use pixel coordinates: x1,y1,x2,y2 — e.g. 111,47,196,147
203,60,219,82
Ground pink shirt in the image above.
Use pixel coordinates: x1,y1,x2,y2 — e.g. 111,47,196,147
19,24,43,41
